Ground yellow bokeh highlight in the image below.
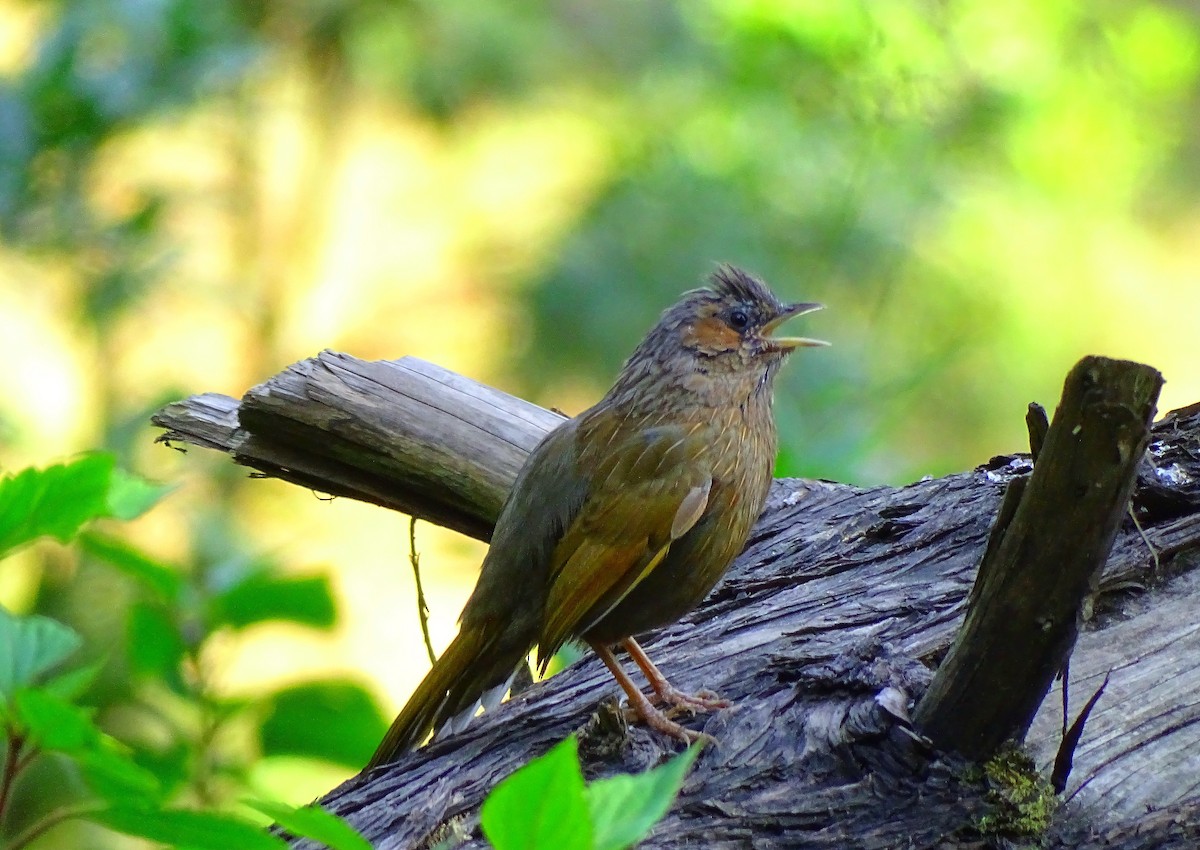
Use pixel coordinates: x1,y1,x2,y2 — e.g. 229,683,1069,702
1115,5,1200,94
0,0,43,74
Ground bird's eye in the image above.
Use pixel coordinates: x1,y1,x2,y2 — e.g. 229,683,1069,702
728,309,750,330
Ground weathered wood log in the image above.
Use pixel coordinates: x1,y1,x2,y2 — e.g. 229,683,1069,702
154,352,564,541
914,357,1162,758
153,355,1200,849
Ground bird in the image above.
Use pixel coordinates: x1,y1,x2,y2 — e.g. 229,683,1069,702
367,265,826,768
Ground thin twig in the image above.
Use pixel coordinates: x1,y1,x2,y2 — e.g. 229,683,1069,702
0,729,25,821
1128,506,1162,573
1059,659,1069,739
8,800,107,850
409,516,437,666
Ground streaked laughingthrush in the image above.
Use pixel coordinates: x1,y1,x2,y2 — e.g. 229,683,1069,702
368,265,826,768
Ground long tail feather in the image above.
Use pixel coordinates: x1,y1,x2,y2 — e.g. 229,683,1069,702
366,626,524,769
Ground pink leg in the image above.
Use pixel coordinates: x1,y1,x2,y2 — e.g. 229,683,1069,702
590,642,709,744
622,637,731,713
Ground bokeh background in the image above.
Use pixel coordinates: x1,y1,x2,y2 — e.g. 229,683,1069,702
1,0,1198,845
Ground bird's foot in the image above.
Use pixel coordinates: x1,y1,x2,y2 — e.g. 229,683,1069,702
593,640,719,746
620,700,717,747
650,683,731,716
619,638,731,717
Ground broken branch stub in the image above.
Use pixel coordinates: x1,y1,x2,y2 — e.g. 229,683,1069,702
153,352,564,541
913,356,1162,760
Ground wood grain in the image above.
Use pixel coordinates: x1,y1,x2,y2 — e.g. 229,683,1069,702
155,352,565,540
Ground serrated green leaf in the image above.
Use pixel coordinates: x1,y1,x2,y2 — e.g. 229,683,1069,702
210,573,336,630
77,743,164,805
0,454,114,559
481,736,593,850
587,743,702,850
88,807,287,850
127,602,186,690
79,532,183,600
259,680,387,767
15,688,98,752
106,467,175,520
15,688,164,804
0,608,83,703
245,800,372,850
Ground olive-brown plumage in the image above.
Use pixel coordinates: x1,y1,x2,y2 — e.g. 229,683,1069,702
368,266,825,768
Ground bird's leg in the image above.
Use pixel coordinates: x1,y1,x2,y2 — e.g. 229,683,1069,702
590,642,709,745
621,638,731,713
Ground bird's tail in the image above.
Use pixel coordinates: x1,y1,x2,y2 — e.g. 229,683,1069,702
366,625,526,769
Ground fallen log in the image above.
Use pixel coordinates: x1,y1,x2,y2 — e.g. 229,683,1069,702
154,352,1200,849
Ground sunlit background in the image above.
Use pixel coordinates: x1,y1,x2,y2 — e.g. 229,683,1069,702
1,0,1198,845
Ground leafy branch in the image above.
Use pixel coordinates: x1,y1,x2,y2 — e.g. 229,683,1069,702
0,455,373,850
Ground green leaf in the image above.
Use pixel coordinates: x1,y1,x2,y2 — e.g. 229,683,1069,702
0,454,114,559
587,744,702,850
14,688,98,752
88,807,287,850
127,739,191,799
127,602,186,690
79,532,184,600
245,800,372,850
210,573,336,630
41,657,105,700
77,743,164,805
259,680,387,767
105,467,175,520
0,607,83,704
15,688,163,804
481,737,593,850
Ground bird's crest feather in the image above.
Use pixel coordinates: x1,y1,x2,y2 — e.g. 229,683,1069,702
708,265,779,308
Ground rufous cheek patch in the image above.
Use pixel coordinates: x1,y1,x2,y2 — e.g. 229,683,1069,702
684,316,742,353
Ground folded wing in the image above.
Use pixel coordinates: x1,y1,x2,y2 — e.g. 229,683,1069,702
536,422,713,669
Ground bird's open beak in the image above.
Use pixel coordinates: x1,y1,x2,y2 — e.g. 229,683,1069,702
762,302,828,351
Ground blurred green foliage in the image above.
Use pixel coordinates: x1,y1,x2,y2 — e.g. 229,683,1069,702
0,456,379,848
0,0,255,350
4,0,1198,471
506,1,1200,480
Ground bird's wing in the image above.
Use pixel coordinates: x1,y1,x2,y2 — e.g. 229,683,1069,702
459,420,589,633
537,422,713,669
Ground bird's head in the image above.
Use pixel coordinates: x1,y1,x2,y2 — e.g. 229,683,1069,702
610,265,827,407
675,265,827,365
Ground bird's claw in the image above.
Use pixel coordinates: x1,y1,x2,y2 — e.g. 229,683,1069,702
620,702,718,747
652,685,732,714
